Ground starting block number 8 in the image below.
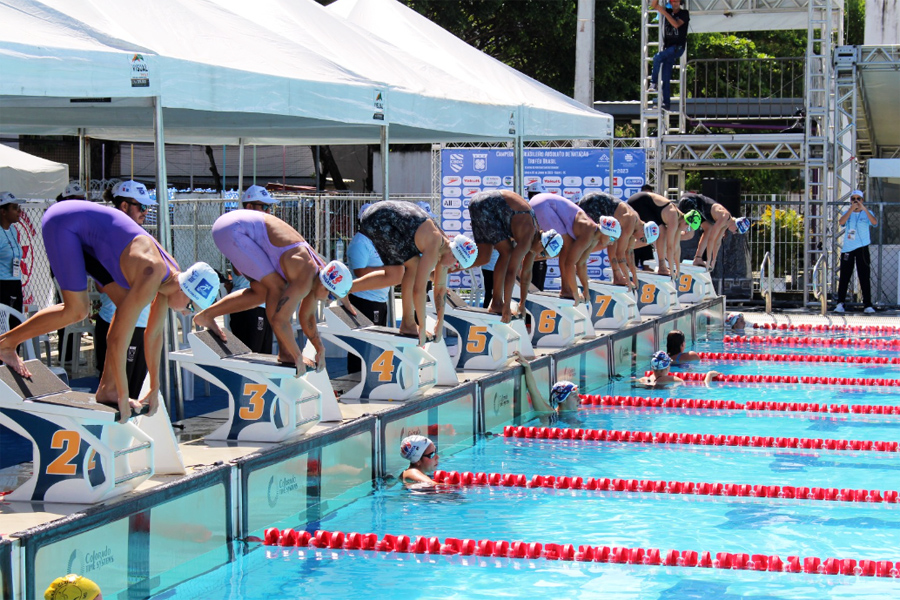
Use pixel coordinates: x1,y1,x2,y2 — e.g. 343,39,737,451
640,284,657,304
678,274,693,293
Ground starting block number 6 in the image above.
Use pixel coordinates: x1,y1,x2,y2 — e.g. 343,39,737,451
537,310,557,334
640,284,657,303
678,274,693,292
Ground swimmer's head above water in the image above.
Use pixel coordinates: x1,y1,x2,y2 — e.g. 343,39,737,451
726,312,745,330
650,350,672,372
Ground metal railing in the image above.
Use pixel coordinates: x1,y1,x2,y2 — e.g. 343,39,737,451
686,57,806,121
812,254,828,315
759,251,773,313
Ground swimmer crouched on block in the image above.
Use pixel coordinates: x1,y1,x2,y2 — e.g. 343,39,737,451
193,210,353,375
637,351,719,387
0,193,215,423
400,434,439,486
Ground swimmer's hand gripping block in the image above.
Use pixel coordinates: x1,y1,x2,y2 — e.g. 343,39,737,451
316,306,437,401
512,284,588,349
170,331,330,442
635,272,680,316
428,290,520,372
0,360,154,503
587,281,641,330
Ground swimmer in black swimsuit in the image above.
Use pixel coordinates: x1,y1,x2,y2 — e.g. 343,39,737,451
626,191,688,280
469,190,563,322
353,201,478,346
579,192,646,290
677,193,740,271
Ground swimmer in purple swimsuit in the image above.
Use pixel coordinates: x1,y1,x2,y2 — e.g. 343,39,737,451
193,210,352,373
530,193,614,304
469,190,563,323
352,201,478,346
626,191,688,280
0,184,217,422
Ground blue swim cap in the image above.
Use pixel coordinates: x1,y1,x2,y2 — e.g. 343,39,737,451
550,380,578,409
650,351,671,371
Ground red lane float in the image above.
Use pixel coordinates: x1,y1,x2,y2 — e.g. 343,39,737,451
262,528,900,577
724,335,900,349
431,468,900,505
645,370,900,388
754,323,900,334
578,393,900,416
697,351,900,365
502,425,900,454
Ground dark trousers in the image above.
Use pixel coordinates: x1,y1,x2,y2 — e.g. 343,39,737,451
229,306,273,354
347,295,388,374
482,268,494,308
532,261,547,291
95,317,148,400
634,245,654,268
837,245,873,308
0,279,23,328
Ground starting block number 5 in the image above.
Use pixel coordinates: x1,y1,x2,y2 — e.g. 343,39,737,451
678,274,693,292
640,284,657,303
466,326,488,354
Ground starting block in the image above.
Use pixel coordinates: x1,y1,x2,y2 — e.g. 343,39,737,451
0,360,154,503
635,272,680,316
512,284,589,349
171,330,335,443
587,280,641,330
430,290,519,371
647,260,717,303
316,305,437,400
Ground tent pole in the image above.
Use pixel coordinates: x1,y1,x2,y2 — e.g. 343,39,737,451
238,139,245,194
77,128,85,190
381,125,389,201
153,97,180,421
514,108,524,196
253,146,257,185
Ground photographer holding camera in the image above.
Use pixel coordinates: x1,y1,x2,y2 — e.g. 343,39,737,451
835,190,877,313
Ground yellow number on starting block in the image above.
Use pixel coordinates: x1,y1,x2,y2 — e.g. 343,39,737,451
46,430,80,476
640,284,657,304
372,350,396,382
538,310,557,334
594,295,612,317
239,383,268,420
678,274,693,292
466,326,488,354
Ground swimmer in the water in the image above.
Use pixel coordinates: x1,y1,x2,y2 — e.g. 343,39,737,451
667,329,700,364
726,312,746,331
514,351,581,425
400,435,439,486
636,351,718,387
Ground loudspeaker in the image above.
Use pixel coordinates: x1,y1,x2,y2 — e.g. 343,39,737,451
702,178,741,217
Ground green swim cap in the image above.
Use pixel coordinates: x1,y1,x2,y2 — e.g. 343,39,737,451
684,209,702,230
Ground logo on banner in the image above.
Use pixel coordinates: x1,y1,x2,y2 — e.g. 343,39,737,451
131,54,149,88
443,175,462,186
68,545,116,574
267,474,300,508
443,187,462,197
449,153,465,173
599,153,610,162
543,176,562,186
503,176,514,186
483,176,502,186
584,176,603,186
463,176,482,186
625,177,644,187
508,112,516,135
373,91,385,121
473,153,488,173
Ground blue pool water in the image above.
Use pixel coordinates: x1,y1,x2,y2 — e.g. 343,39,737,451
157,333,900,599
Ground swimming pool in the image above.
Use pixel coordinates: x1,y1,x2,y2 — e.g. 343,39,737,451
152,329,900,599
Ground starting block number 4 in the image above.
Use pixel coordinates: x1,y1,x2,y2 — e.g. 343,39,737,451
677,274,693,293
373,350,395,382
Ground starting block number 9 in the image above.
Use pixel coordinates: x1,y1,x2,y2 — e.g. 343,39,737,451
594,295,612,317
538,310,557,334
239,383,268,420
466,326,488,354
678,274,693,292
640,284,657,304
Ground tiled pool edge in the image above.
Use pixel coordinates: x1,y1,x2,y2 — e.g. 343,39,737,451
1,298,724,599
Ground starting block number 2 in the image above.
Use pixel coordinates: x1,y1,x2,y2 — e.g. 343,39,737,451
46,430,96,476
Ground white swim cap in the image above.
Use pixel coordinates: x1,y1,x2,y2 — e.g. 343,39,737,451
735,217,751,235
450,234,478,269
241,185,277,205
63,181,86,198
550,381,578,409
319,260,352,298
599,216,622,242
177,262,219,310
358,202,374,220
644,221,660,244
417,201,439,219
526,181,546,194
400,435,434,463
112,180,155,205
541,229,564,258
650,351,671,371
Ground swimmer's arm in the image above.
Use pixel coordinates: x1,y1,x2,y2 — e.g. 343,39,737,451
517,253,535,317
704,370,720,385
431,268,449,341
575,250,592,303
514,351,552,412
403,468,437,486
140,293,168,413
297,294,325,371
416,241,441,346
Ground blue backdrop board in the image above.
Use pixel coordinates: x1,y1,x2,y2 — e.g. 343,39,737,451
441,148,646,290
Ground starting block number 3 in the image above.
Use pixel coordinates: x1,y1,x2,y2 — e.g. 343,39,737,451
239,383,268,420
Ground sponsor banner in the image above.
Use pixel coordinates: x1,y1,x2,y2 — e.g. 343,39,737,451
246,453,310,533
440,148,645,290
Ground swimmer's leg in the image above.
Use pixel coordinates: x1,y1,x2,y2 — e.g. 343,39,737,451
398,264,419,337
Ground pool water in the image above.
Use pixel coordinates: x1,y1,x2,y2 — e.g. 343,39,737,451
158,332,900,600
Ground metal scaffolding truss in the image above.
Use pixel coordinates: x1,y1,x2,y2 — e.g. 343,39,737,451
661,134,805,168
690,0,813,12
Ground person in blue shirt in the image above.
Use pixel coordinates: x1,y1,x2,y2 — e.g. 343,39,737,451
346,202,390,373
0,193,25,327
835,190,877,314
228,185,276,353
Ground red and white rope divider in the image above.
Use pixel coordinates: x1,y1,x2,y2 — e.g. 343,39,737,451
753,323,900,334
724,335,900,348
697,351,900,365
579,393,900,415
646,370,900,387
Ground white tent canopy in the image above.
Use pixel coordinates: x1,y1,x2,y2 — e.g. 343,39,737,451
329,0,613,141
0,145,69,199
